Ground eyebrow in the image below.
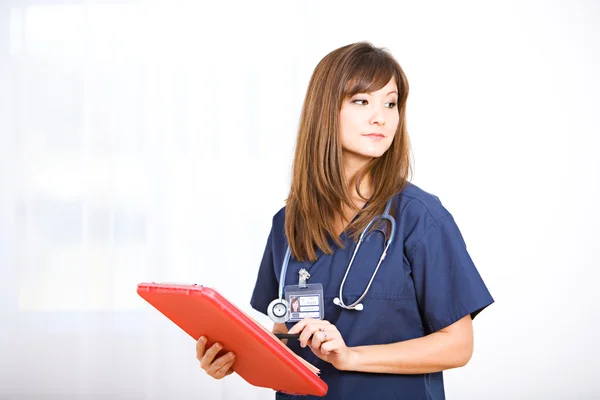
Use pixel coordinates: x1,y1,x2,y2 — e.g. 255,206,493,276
352,90,398,97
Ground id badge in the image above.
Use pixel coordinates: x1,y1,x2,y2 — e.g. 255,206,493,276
284,283,324,322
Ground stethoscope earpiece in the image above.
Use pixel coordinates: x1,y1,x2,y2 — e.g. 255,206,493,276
333,297,364,311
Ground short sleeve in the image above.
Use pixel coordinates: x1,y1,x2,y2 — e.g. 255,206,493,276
250,227,279,316
407,214,494,334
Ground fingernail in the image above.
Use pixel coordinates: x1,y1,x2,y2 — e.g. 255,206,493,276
199,336,205,343
228,352,235,358
215,343,222,349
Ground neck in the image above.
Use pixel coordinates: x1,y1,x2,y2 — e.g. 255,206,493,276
343,153,373,203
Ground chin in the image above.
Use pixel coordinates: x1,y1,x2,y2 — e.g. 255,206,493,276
360,147,390,159
343,146,391,164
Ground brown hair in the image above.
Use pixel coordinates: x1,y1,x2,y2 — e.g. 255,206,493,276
285,42,412,261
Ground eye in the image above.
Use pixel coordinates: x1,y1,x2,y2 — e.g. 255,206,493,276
385,101,397,109
352,99,368,106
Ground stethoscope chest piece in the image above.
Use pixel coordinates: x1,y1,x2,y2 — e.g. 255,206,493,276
267,298,290,323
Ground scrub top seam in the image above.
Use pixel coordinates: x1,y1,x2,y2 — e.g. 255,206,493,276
406,213,453,260
399,192,441,220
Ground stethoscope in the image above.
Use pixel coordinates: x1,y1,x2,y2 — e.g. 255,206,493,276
267,198,396,323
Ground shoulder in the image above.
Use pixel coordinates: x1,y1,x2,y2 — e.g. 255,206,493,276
394,182,451,221
392,182,455,251
266,205,288,247
271,205,287,229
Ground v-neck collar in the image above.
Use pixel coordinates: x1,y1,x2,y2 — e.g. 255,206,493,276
338,199,370,240
286,199,371,281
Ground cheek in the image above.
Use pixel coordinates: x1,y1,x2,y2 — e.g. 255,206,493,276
339,111,360,144
382,113,399,145
389,112,400,130
340,128,353,150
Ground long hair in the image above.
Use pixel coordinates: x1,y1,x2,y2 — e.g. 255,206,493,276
285,42,412,261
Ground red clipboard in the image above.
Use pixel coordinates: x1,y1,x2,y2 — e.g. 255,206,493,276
137,283,328,397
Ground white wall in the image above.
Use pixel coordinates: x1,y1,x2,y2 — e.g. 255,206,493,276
0,0,598,399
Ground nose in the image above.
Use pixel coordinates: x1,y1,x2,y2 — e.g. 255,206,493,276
369,105,386,126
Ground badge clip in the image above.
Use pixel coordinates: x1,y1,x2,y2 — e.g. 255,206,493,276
298,268,310,288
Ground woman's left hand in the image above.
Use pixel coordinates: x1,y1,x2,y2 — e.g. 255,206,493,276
287,319,353,371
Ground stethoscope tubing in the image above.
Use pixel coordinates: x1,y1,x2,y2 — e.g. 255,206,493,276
277,198,396,310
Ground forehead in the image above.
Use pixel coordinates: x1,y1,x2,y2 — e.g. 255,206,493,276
344,70,398,98
374,77,397,94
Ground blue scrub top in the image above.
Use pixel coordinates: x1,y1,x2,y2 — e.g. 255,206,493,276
250,183,494,400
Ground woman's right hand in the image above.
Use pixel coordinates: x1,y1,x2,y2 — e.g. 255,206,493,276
196,336,236,379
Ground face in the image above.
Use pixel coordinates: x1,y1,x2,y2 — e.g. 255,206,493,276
339,77,399,168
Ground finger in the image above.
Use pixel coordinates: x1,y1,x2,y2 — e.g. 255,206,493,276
216,356,236,378
299,323,325,348
321,338,343,354
298,322,332,346
207,352,235,376
309,335,321,350
196,336,207,361
200,342,223,370
310,328,328,350
287,319,309,335
287,318,331,334
210,354,236,379
288,318,327,334
301,320,334,347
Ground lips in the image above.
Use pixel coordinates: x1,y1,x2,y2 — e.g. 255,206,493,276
363,133,385,138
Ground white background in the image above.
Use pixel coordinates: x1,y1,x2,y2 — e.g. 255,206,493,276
0,0,598,399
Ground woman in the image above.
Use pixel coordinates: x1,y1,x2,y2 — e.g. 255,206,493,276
290,296,300,313
196,42,494,399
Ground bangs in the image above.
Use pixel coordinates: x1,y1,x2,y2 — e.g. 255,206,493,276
342,51,398,98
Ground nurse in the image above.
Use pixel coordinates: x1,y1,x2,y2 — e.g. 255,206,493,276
196,42,494,399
